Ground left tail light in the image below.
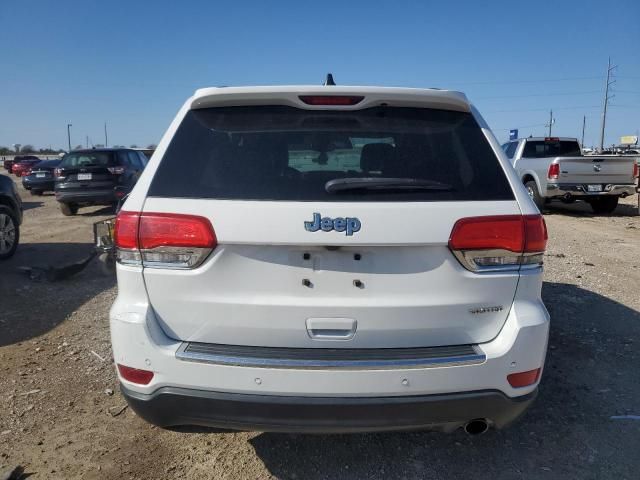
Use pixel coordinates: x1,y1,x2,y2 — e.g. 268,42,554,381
448,214,548,272
114,211,217,269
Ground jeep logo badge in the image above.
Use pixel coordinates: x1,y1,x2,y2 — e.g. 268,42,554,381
304,213,361,236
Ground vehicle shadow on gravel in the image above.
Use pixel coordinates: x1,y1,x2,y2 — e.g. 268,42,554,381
250,282,640,480
0,242,115,347
77,206,116,217
545,199,639,217
21,200,45,211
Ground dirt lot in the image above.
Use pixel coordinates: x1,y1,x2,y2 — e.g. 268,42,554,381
1,181,639,479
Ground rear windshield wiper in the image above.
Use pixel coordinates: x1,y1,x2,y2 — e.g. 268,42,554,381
325,177,453,194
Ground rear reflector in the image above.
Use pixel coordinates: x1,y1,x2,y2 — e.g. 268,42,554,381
117,364,154,385
507,368,541,388
548,163,560,180
115,211,216,269
299,95,364,106
448,215,547,272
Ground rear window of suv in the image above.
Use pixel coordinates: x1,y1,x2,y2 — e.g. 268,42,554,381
148,106,514,202
60,151,115,168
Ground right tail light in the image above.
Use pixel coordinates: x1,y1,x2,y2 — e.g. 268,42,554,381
633,162,639,179
114,211,217,269
448,215,547,272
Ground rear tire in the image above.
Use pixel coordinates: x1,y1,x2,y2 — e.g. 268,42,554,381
589,196,619,214
525,181,545,211
60,203,78,216
0,205,19,260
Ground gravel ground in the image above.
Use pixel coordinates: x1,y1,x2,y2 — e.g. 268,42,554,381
1,180,639,479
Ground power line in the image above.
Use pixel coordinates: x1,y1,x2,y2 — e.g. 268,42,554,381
474,90,601,100
445,75,603,86
494,122,547,131
485,105,601,113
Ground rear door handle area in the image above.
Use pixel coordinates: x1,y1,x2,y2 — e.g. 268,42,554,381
306,318,357,341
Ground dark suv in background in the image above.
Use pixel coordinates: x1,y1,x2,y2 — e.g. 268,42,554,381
0,172,23,259
54,148,146,216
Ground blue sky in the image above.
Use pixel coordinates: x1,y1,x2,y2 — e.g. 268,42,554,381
1,0,639,150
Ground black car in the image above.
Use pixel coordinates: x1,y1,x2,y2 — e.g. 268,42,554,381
22,159,61,195
0,173,23,259
54,148,146,216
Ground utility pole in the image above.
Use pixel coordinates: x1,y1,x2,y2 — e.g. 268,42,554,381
86,135,89,148
546,109,555,137
67,123,72,151
599,57,617,152
581,116,586,148
104,122,108,147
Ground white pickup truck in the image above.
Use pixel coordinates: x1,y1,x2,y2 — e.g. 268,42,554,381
502,137,638,213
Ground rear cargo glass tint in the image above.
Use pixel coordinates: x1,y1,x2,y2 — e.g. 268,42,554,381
522,140,582,158
149,106,514,202
60,152,115,168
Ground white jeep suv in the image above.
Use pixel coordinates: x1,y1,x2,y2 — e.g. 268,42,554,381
110,85,549,434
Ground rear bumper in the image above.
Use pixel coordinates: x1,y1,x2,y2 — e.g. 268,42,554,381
121,384,537,433
111,268,549,432
55,188,116,205
22,177,54,190
547,183,636,197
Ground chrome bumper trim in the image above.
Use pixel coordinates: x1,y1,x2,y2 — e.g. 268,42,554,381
547,183,636,196
176,342,486,370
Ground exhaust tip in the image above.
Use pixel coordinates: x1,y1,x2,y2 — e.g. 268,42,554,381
464,419,489,436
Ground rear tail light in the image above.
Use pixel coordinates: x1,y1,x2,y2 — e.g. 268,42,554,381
633,162,639,178
507,368,541,388
547,163,560,180
54,168,64,178
117,364,154,385
448,215,547,272
114,211,217,269
299,95,364,106
107,166,125,175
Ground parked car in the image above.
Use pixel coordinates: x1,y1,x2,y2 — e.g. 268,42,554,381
22,159,61,195
10,156,41,177
4,155,39,174
54,148,146,216
110,85,549,434
502,137,638,213
0,173,23,259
